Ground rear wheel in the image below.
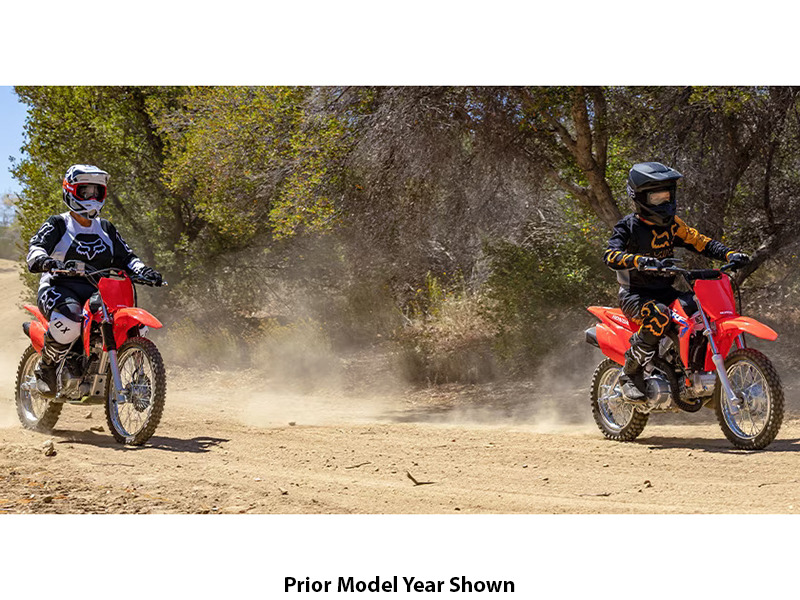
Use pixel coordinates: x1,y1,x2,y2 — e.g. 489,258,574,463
591,358,649,442
15,346,62,433
714,348,783,450
105,337,166,446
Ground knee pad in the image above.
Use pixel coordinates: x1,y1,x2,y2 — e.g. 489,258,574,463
48,310,82,345
640,301,671,339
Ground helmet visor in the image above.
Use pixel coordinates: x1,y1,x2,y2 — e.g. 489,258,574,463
76,183,105,200
647,190,672,206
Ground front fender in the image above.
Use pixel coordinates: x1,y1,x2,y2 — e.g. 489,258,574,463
717,317,778,341
111,308,162,349
114,307,163,329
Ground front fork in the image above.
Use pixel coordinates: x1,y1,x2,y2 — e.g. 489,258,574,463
100,304,127,405
694,294,742,413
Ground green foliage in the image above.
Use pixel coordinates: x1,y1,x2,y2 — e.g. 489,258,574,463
12,86,188,280
0,194,20,260
483,214,614,371
155,87,352,249
10,85,800,388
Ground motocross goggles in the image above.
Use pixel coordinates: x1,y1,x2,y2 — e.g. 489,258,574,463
646,190,672,206
76,183,106,201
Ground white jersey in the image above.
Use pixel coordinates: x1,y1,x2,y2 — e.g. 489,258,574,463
27,212,144,292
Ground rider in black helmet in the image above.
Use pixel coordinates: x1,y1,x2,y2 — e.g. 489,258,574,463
604,162,750,401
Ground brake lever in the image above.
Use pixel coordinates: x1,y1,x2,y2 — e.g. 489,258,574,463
660,258,683,267
641,265,684,276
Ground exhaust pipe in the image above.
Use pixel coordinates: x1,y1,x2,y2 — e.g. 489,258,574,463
585,326,599,348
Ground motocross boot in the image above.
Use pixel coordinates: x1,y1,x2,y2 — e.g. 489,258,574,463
619,334,657,403
35,332,69,398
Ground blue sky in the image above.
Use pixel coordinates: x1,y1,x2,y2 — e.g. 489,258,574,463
0,86,28,196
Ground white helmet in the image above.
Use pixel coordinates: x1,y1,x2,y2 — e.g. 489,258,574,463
62,164,109,219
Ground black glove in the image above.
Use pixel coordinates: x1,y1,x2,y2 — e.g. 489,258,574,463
138,266,163,286
728,252,750,268
32,257,65,273
636,256,664,271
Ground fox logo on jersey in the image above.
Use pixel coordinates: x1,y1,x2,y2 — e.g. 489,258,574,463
30,222,55,246
74,237,108,260
651,230,671,249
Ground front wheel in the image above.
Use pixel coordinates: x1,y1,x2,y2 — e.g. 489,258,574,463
15,346,63,432
591,358,649,442
714,348,784,450
105,337,166,446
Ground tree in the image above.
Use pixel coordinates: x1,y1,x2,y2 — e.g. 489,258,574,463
12,86,194,274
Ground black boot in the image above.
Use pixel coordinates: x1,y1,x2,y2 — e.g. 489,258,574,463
619,334,657,403
35,333,69,398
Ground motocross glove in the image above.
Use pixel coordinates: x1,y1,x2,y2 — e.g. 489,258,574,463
138,266,163,286
728,252,750,268
636,256,665,271
31,257,66,273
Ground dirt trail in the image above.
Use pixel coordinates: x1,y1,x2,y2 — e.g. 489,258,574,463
2,258,800,514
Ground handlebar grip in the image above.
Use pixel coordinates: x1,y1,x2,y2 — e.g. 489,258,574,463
688,269,722,280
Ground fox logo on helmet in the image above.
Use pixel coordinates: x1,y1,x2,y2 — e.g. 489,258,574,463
74,237,108,260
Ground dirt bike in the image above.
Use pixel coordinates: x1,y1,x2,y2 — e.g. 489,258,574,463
585,260,784,450
15,262,167,446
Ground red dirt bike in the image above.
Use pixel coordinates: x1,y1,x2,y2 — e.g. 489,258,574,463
586,260,784,450
15,263,167,446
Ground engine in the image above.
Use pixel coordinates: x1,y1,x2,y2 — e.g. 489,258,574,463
642,371,673,410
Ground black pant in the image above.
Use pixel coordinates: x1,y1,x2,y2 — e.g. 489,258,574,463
37,280,96,322
619,287,697,345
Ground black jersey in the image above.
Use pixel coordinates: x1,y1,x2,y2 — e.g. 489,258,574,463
27,212,144,292
604,214,733,290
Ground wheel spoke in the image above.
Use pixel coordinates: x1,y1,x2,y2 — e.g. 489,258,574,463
723,358,772,442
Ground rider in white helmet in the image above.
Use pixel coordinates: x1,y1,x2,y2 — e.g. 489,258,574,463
26,164,163,397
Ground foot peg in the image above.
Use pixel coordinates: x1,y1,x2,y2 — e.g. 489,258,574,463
620,374,647,404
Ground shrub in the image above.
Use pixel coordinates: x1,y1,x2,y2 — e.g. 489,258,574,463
396,274,499,384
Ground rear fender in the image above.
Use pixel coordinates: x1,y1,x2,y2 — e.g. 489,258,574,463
588,306,637,331
24,304,48,328
25,321,46,353
593,323,629,366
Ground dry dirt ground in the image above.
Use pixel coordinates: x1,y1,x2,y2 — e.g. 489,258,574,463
2,258,800,514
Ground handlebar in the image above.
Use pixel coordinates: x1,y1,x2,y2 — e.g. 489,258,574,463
49,263,167,287
639,261,738,281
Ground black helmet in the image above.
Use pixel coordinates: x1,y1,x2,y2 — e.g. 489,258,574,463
626,162,683,226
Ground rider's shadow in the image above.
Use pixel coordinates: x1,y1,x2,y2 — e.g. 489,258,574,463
638,436,800,454
54,429,229,453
